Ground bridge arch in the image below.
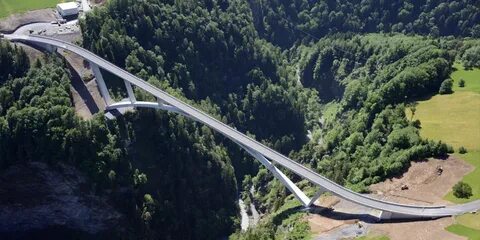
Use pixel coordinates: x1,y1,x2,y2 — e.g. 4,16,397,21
6,34,480,220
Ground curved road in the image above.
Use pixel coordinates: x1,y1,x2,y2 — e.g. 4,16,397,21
5,34,480,219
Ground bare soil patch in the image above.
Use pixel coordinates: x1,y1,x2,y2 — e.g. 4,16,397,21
369,157,473,205
367,157,473,240
371,217,465,240
308,195,345,234
307,195,373,237
309,157,473,239
307,213,345,235
0,9,57,33
61,50,105,119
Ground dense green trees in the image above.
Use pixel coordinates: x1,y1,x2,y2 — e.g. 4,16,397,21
77,1,474,237
0,41,29,84
249,0,480,48
79,1,321,238
80,0,316,157
0,43,239,239
120,109,238,239
1,0,478,238
0,52,125,189
290,34,455,191
462,46,480,68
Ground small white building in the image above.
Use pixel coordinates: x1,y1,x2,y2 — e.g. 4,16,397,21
56,2,79,17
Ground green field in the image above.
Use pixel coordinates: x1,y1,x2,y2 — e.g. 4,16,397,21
409,92,480,150
446,224,480,240
407,63,480,238
0,0,63,19
445,152,480,203
456,213,480,230
452,62,480,94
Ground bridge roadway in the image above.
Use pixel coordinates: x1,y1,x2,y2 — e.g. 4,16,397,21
5,34,480,219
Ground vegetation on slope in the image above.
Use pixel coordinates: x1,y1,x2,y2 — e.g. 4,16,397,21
0,42,238,239
407,62,480,204
404,57,480,238
292,34,455,192
78,0,480,238
249,0,480,48
1,0,479,239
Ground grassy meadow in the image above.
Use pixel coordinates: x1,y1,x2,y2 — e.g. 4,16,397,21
446,224,480,240
407,63,480,238
0,0,63,19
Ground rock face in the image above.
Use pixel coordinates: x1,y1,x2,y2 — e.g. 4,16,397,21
0,162,124,240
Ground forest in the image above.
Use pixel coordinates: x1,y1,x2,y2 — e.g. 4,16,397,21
1,0,479,239
250,0,480,47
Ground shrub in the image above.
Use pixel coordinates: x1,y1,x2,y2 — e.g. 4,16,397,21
462,46,480,69
439,79,453,94
453,181,473,199
459,146,468,154
458,78,465,88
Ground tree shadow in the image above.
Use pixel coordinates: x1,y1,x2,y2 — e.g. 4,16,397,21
306,206,379,223
17,42,101,115
305,205,442,224
64,56,100,115
271,206,304,226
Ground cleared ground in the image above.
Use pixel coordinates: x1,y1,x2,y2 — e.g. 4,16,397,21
367,157,470,240
370,157,472,205
310,156,468,240
0,0,63,19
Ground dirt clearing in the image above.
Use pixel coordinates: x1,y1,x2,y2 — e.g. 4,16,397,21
369,156,473,205
0,9,57,33
309,157,473,239
367,157,473,240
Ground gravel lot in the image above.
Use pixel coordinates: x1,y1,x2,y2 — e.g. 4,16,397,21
0,9,58,33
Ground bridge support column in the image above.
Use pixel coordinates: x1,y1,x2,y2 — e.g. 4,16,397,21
307,187,327,207
124,80,136,103
90,62,113,106
242,146,311,207
378,211,393,220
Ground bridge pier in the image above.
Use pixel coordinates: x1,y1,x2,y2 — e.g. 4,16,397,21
307,187,327,207
124,80,136,103
90,61,113,106
241,145,311,207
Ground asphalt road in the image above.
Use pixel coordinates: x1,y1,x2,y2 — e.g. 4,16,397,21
6,34,480,219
